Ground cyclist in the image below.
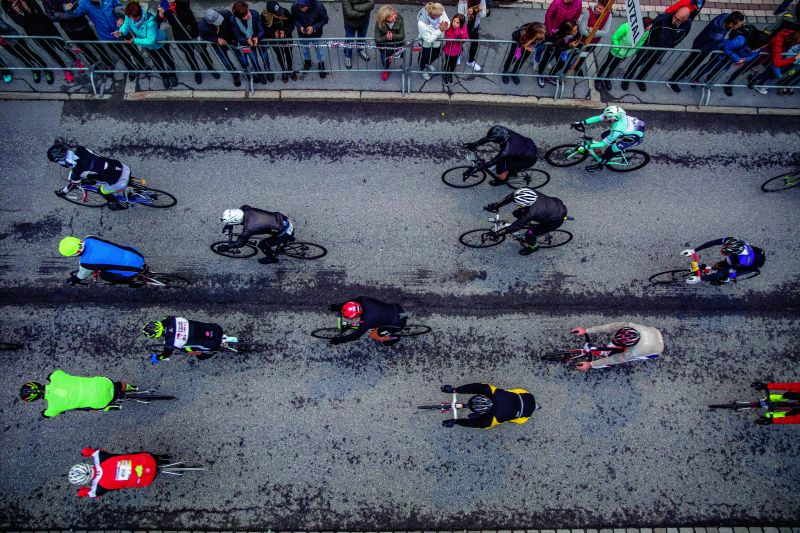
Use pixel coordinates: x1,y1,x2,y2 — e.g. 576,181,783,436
484,188,567,255
143,317,225,363
59,235,145,286
751,381,800,425
439,383,539,429
69,447,171,498
570,322,664,372
48,143,132,211
217,206,294,265
572,105,645,173
19,370,137,418
681,237,765,285
463,125,538,186
327,297,407,347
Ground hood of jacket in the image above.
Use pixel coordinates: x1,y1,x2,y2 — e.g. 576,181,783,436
417,7,442,27
295,0,315,8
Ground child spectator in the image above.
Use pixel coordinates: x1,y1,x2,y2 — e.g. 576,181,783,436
457,0,485,72
501,21,545,85
442,12,467,85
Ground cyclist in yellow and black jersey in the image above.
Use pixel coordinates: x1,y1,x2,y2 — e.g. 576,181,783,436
440,383,539,429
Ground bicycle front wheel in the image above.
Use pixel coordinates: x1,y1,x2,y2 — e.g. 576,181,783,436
536,229,572,248
210,241,258,259
606,150,650,172
417,404,447,410
545,145,588,167
145,272,191,288
761,172,800,192
540,349,582,362
459,229,506,248
132,187,177,208
648,269,692,285
396,324,431,337
708,402,760,410
311,328,341,340
280,242,327,260
506,169,551,190
0,342,22,350
441,166,487,188
124,393,176,401
61,188,108,207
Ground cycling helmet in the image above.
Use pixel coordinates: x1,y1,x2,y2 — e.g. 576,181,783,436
68,463,94,485
612,327,640,347
468,394,494,415
602,105,626,122
47,143,69,163
58,236,82,257
485,125,511,143
143,320,165,338
513,188,538,207
341,301,363,319
721,238,746,255
19,381,44,402
220,209,245,225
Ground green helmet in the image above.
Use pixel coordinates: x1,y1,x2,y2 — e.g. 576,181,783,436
20,381,45,402
143,320,165,338
59,236,82,257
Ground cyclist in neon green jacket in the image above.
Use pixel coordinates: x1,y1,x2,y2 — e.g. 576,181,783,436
572,105,645,173
19,370,137,418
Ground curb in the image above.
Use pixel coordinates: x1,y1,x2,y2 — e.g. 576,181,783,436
3,527,800,532
0,91,111,100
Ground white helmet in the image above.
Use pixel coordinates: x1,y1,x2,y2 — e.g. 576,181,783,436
513,188,538,207
220,209,244,225
68,463,94,485
602,105,626,122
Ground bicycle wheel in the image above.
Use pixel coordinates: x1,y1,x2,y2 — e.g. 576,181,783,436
227,342,267,353
210,241,258,259
506,169,551,190
708,402,760,410
761,172,800,192
145,272,191,288
396,324,431,337
417,404,447,410
131,187,177,208
311,328,341,340
0,342,22,350
280,242,327,260
441,166,487,188
648,269,692,285
124,394,176,401
545,145,588,167
61,188,108,207
536,229,573,248
540,350,582,362
459,229,506,248
606,150,650,172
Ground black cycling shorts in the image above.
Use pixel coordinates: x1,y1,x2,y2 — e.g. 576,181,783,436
497,156,537,176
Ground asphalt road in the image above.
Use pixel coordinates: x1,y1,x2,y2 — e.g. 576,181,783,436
0,100,798,529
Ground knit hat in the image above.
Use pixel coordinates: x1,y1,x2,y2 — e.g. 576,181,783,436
205,8,224,25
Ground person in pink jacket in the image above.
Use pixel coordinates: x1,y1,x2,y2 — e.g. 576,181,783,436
442,12,468,85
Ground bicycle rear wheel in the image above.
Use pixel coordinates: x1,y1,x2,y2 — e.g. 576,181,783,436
210,241,258,259
761,172,800,192
648,269,692,285
62,188,108,207
540,350,582,362
280,242,327,260
132,187,177,208
311,327,341,340
708,402,760,410
459,229,506,248
536,229,573,248
0,342,22,350
145,272,191,288
442,166,487,188
545,145,588,167
396,324,431,337
506,169,550,190
606,150,650,172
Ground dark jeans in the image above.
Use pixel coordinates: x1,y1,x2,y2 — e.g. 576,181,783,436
466,20,480,63
235,45,271,72
596,53,624,79
2,40,48,71
723,54,767,85
343,18,369,59
146,45,176,74
176,42,214,72
668,50,706,81
270,42,294,72
35,36,70,68
379,42,403,68
503,45,531,74
442,53,458,83
209,43,240,72
257,233,291,260
109,42,147,71
419,45,441,70
537,42,555,75
624,48,666,81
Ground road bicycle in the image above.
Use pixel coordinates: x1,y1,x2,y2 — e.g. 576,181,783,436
441,146,551,189
69,268,191,288
311,318,431,340
459,213,573,249
113,388,176,406
210,225,327,261
0,342,22,350
157,460,207,476
146,334,265,356
709,391,800,421
418,392,469,420
540,332,612,368
648,250,759,285
57,177,177,209
544,123,650,172
761,170,800,192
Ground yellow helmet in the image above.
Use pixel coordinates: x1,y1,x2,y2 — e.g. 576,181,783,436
58,236,83,257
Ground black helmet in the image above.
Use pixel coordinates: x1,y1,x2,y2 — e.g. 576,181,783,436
20,381,45,402
468,394,494,415
47,143,69,163
485,125,511,143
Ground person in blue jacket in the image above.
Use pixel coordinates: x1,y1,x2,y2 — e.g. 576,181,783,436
693,27,770,90
59,236,145,285
230,1,272,84
114,1,177,88
292,0,328,76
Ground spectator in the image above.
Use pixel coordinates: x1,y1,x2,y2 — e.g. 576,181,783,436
776,38,800,95
547,20,580,79
115,1,178,89
621,7,692,91
539,0,581,77
442,12,466,85
0,11,49,83
292,0,328,78
262,1,297,82
501,21,545,85
706,29,770,96
457,0,485,72
595,16,652,90
341,0,373,69
231,1,273,83
199,8,242,86
157,0,216,85
668,11,744,93
749,28,800,94
577,0,612,88
374,4,404,81
1,0,74,83
665,0,704,20
417,1,449,80
43,0,98,68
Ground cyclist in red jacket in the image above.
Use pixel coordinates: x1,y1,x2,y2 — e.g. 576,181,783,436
69,447,169,498
752,382,800,425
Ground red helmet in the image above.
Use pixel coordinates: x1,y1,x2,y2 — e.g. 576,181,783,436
341,301,363,319
612,327,640,348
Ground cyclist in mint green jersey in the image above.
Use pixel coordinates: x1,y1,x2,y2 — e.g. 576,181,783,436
572,105,645,173
19,370,137,418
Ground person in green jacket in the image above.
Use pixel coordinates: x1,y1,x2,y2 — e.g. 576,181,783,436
594,17,652,90
374,5,405,80
19,370,137,418
114,1,178,88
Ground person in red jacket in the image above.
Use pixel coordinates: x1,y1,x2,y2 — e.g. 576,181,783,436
748,28,800,93
665,0,704,19
752,381,800,425
68,448,167,498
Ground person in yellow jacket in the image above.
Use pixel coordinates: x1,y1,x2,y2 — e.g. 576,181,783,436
19,370,136,418
440,383,539,429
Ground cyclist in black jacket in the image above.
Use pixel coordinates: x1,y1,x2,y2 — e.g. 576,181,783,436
218,206,294,264
143,317,224,362
328,296,407,347
440,383,539,429
463,125,538,186
484,187,567,254
48,143,131,210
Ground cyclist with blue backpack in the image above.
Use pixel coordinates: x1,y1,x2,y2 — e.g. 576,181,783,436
58,235,145,286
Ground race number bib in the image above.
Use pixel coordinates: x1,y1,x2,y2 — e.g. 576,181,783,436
115,460,132,481
173,317,190,348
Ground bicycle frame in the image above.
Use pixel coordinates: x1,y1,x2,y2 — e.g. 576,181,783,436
568,124,640,166
683,251,711,285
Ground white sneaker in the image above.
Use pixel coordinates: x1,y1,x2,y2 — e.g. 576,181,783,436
457,55,462,65
754,86,768,95
467,60,481,72
422,70,431,80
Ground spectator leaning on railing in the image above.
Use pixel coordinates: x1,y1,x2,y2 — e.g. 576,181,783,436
576,0,612,89
748,28,800,94
595,16,651,90
501,21,544,85
341,0,373,69
262,1,297,82
199,8,243,86
115,0,178,88
231,1,273,83
441,12,466,85
42,0,98,68
539,0,581,76
417,1,449,80
697,27,769,95
457,0,485,72
157,0,216,85
0,11,49,83
374,4,404,81
291,0,328,78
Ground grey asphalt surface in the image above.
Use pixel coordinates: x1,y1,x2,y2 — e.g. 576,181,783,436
0,100,798,529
